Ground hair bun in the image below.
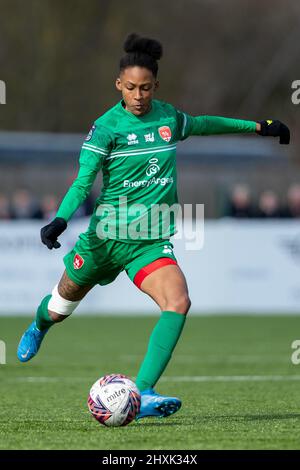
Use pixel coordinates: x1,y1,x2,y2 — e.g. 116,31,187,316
124,33,163,60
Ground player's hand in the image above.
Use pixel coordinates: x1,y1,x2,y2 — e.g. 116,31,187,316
257,120,290,145
40,217,67,249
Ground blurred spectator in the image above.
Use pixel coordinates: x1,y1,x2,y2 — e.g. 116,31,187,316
41,194,58,220
226,184,254,218
255,190,282,218
72,193,95,218
0,193,12,219
281,184,300,218
11,189,43,219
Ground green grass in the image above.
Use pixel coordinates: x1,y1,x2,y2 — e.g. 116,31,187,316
1,315,300,449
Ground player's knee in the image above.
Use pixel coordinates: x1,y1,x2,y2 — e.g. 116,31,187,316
165,295,191,315
48,284,81,322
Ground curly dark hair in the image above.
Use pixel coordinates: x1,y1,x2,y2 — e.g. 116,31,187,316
119,33,163,77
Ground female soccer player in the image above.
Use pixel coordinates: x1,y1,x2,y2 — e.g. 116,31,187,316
17,33,290,419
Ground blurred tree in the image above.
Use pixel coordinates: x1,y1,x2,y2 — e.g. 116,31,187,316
0,0,299,153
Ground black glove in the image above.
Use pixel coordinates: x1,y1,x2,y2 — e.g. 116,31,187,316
257,119,290,145
40,217,67,249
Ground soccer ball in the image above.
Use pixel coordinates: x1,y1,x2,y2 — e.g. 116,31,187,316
87,374,141,427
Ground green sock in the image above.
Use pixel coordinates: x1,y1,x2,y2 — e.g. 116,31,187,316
135,310,186,392
35,294,55,331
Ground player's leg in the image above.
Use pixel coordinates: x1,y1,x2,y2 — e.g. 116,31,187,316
17,231,124,363
17,227,108,363
41,270,94,325
134,262,190,418
139,263,190,312
17,271,94,362
137,263,190,387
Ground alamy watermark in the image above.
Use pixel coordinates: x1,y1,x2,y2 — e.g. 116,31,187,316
291,80,300,105
95,198,204,250
291,340,300,365
0,340,6,364
0,80,6,104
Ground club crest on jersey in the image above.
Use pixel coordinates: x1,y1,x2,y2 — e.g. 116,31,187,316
158,126,172,142
73,254,84,270
85,125,96,142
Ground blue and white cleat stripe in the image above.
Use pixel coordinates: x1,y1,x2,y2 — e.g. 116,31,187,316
17,321,48,362
136,388,181,420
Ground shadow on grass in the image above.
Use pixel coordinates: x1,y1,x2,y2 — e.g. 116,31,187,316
194,413,300,423
135,413,300,429
109,413,300,428
135,419,184,427
242,413,300,422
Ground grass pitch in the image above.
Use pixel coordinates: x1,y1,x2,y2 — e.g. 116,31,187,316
1,315,300,450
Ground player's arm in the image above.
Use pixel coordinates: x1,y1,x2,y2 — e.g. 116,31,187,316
41,124,112,250
40,165,98,249
177,111,290,144
55,165,98,223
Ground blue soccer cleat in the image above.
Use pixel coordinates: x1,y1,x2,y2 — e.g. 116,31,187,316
136,388,181,420
17,321,49,362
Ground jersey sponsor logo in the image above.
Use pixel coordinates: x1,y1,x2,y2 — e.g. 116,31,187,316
158,126,172,142
144,132,155,143
123,176,173,188
146,158,160,176
73,254,84,270
85,125,96,141
127,133,139,145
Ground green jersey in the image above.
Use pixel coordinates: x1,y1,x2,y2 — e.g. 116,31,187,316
56,99,256,241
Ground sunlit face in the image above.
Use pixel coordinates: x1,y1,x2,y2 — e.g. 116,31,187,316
116,66,159,116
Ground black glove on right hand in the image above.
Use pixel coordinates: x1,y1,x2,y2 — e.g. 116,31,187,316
40,217,67,249
257,119,290,145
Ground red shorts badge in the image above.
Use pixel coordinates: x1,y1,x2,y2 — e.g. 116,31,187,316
73,253,84,270
158,126,172,142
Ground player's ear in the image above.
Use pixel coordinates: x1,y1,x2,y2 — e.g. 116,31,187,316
154,80,159,92
115,77,122,91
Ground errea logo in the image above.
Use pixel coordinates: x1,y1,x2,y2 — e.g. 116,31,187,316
127,133,139,145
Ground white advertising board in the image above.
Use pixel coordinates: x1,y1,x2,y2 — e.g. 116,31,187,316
0,219,299,314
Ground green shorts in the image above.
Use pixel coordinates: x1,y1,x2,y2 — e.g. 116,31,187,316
63,230,177,287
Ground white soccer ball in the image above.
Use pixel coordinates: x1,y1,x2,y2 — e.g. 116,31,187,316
87,374,141,427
